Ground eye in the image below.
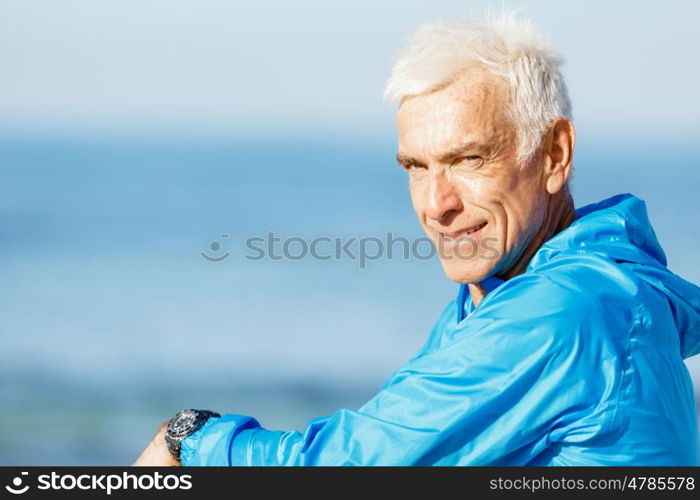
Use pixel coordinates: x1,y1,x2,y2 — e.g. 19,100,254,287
455,155,484,168
404,162,427,172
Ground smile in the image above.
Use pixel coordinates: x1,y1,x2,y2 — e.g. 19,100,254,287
440,221,488,239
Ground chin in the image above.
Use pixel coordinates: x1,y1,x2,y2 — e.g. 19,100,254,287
439,257,498,284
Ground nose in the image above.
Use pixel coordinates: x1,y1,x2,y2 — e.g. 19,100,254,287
425,171,463,224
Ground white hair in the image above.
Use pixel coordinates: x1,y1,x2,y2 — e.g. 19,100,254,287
384,9,572,165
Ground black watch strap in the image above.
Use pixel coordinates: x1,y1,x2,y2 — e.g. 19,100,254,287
164,409,221,461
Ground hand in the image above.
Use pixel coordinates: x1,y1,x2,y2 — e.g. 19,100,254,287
132,420,181,467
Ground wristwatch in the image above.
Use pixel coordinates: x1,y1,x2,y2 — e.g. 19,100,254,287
164,409,221,461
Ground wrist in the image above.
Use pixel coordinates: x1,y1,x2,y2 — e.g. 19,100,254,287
132,421,180,467
164,409,221,462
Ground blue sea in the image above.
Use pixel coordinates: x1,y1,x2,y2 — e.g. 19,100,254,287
1,136,698,465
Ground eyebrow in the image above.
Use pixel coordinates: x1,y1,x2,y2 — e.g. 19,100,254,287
396,142,486,167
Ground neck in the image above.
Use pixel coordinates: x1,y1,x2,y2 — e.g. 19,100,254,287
469,189,576,308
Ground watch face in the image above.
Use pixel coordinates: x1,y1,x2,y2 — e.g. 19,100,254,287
170,410,198,437
165,409,221,460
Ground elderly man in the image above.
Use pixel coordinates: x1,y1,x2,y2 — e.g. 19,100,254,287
134,12,700,466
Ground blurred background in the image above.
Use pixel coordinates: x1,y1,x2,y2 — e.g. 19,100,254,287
1,0,698,465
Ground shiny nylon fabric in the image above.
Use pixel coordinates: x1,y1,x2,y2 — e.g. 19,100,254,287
181,194,700,465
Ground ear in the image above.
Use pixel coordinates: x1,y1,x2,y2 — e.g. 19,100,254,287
542,117,575,195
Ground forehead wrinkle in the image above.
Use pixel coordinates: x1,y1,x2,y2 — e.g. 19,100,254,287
397,69,515,163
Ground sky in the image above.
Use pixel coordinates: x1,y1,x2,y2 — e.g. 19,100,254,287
0,0,698,142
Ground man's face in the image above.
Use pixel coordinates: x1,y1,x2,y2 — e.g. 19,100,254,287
396,66,548,283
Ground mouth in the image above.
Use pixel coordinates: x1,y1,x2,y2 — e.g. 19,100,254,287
439,221,488,240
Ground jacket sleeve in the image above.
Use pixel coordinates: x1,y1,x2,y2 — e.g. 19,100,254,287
180,270,623,466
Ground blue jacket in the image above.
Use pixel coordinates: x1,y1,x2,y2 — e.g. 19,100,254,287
181,193,700,465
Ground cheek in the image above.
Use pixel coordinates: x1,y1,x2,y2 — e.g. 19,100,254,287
456,172,540,246
408,177,428,218
453,175,508,223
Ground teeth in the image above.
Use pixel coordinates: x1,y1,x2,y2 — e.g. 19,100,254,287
466,222,486,234
442,222,486,239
